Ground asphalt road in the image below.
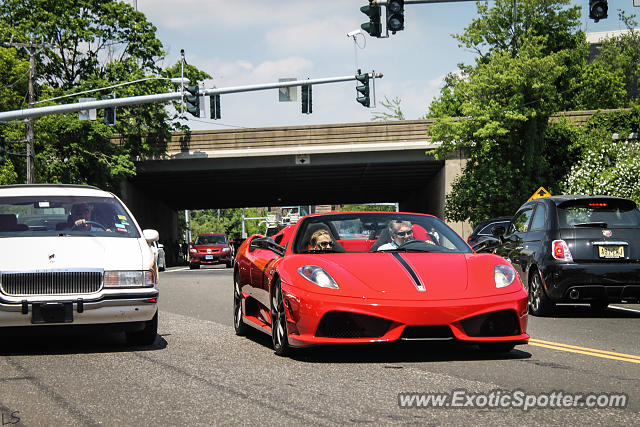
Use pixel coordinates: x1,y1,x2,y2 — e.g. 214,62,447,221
1,265,639,425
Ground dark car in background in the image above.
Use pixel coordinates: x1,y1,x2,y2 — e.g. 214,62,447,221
485,196,640,316
467,216,511,251
189,233,234,269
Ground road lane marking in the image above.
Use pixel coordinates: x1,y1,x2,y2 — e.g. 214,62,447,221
529,338,640,364
609,305,640,314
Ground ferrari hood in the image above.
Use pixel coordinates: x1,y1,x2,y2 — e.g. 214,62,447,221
286,252,470,300
0,236,150,272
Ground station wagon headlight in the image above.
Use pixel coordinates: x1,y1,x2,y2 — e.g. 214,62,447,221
298,266,339,289
494,264,516,288
104,270,156,288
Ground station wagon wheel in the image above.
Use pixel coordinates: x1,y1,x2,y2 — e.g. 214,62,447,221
233,271,249,336
126,311,158,346
528,270,553,317
271,279,291,356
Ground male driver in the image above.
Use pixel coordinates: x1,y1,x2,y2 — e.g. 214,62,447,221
68,203,110,231
377,220,414,251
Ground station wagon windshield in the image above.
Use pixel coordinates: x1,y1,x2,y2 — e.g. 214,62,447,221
0,196,140,238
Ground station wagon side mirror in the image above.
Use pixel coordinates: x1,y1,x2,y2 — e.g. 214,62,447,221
143,229,159,243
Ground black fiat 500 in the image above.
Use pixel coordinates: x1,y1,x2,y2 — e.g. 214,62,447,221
487,195,640,316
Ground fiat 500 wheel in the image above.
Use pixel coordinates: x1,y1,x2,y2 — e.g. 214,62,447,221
528,270,554,317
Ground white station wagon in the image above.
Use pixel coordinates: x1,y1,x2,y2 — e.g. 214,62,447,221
0,184,159,345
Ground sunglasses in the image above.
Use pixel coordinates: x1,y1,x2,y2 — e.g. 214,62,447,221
394,230,413,237
318,241,333,248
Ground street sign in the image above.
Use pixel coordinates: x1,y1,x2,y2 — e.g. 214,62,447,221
78,98,96,120
278,78,297,102
528,186,551,201
295,154,310,165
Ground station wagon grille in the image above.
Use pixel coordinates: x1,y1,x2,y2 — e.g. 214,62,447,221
0,271,103,296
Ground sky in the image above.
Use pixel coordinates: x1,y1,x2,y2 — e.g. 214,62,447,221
133,0,640,131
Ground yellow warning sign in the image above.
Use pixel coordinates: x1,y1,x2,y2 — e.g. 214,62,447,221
528,187,552,201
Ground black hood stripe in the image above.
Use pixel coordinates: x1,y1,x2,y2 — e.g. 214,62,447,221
391,252,425,292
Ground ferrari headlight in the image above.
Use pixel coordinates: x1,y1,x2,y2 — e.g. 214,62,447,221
494,264,516,288
222,247,230,253
104,270,156,288
190,248,197,253
297,265,339,289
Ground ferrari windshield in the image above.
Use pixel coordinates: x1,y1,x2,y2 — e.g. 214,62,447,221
293,212,472,254
0,195,140,238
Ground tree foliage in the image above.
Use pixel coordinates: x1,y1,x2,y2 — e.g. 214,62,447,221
371,96,405,121
562,107,640,205
190,208,268,242
427,0,607,224
0,0,208,191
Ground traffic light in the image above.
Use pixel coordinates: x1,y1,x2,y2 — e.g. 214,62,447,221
301,84,312,114
104,93,116,125
386,0,404,34
355,71,370,108
209,94,221,119
589,0,607,22
185,85,200,117
360,2,381,37
0,136,6,166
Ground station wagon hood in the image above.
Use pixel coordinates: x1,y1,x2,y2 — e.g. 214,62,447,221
0,236,150,272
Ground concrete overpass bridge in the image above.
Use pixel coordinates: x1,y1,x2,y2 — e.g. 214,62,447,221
120,118,470,250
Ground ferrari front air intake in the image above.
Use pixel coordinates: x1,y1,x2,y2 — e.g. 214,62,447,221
315,311,391,338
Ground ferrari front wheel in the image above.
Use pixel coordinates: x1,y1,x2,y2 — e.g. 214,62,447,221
271,279,291,357
233,271,249,336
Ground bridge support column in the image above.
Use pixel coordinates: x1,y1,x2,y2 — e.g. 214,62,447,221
120,181,180,265
398,153,472,239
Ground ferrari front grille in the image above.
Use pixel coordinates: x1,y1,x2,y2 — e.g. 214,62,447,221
460,310,520,337
400,325,454,341
315,311,391,339
0,271,103,296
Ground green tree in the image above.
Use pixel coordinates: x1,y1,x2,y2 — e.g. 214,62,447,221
190,208,268,242
0,0,207,190
574,12,640,109
371,96,405,121
428,0,586,224
561,107,640,204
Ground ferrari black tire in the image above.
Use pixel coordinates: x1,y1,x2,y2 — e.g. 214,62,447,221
590,300,609,313
479,342,516,353
189,263,199,270
233,271,249,336
126,312,158,346
528,270,554,317
225,260,233,268
271,279,291,357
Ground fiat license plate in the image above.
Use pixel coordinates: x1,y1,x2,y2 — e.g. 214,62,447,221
598,245,624,259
